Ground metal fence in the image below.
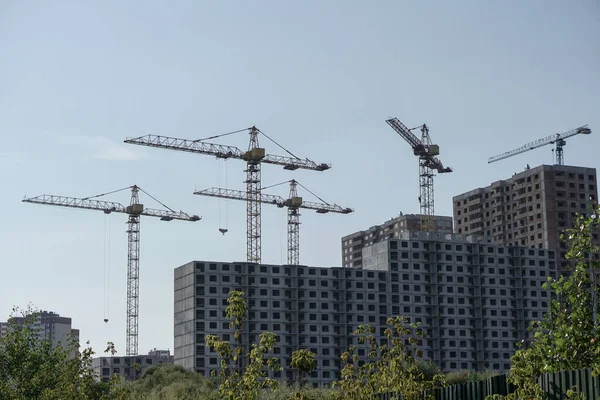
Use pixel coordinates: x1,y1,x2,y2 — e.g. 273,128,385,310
539,368,600,400
428,374,514,400
424,368,600,400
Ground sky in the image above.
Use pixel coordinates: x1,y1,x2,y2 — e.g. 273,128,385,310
0,0,598,356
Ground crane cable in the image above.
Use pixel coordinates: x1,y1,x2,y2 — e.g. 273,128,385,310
83,185,179,213
280,208,286,264
225,160,228,229
262,180,334,206
218,160,222,227
296,181,331,205
82,186,132,200
137,187,176,212
216,160,229,233
192,126,320,168
193,128,250,143
261,180,290,191
103,214,111,323
257,128,303,161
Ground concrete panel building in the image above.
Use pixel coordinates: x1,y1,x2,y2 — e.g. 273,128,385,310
175,231,553,386
92,349,174,382
341,214,453,268
1,310,80,352
453,164,597,268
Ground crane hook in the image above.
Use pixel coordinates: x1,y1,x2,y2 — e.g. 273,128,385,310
219,228,228,235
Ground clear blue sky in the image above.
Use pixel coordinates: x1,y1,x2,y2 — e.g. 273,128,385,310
1,1,598,355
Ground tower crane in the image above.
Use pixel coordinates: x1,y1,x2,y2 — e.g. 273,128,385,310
22,185,200,356
194,179,353,265
385,117,452,232
488,125,592,165
124,126,330,264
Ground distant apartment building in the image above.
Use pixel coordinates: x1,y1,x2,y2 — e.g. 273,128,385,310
341,214,453,268
92,348,174,382
175,233,552,386
453,164,597,268
1,310,80,352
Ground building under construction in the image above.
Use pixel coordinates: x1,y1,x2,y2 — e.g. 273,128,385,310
175,232,552,386
453,164,597,269
341,214,453,269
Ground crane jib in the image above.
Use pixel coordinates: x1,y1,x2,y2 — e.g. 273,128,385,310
124,135,332,172
487,125,591,164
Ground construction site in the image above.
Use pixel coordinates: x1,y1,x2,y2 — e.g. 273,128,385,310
2,2,598,396
19,114,595,384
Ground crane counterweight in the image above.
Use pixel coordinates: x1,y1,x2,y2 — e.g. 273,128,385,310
242,147,266,162
284,197,303,208
126,204,144,215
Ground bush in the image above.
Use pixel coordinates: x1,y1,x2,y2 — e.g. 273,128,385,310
416,360,442,381
126,363,220,400
258,381,335,400
469,370,499,382
445,369,499,385
445,370,471,385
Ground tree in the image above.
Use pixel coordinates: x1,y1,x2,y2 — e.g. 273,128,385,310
205,290,282,400
0,306,126,400
291,349,317,388
490,209,600,399
333,316,446,400
126,363,220,399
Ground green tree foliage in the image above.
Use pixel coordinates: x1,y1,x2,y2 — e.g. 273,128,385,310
290,349,317,388
126,363,220,399
444,370,498,385
206,290,282,400
258,384,334,400
332,316,446,400
490,210,600,400
0,306,125,400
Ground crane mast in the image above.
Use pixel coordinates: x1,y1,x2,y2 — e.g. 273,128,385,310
126,186,141,356
385,117,452,232
194,179,352,265
245,127,263,263
23,185,200,356
419,124,435,232
125,126,330,263
488,125,591,165
287,180,301,265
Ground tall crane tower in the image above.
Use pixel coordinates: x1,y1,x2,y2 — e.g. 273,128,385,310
194,179,353,265
124,126,330,263
22,185,200,356
488,125,592,165
385,117,453,231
